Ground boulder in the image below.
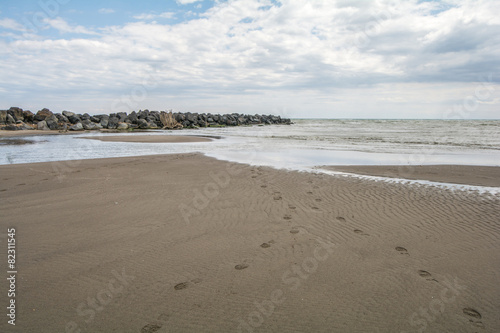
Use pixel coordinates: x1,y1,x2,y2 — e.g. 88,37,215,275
107,116,119,129
62,110,75,118
18,122,34,130
45,115,60,130
67,114,81,124
69,122,84,131
37,120,50,131
137,118,149,129
9,107,24,121
34,108,53,121
127,111,138,124
0,110,7,124
6,114,15,125
117,112,128,121
100,117,109,128
116,122,129,130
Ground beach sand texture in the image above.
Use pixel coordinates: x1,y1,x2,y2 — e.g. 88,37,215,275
0,154,499,332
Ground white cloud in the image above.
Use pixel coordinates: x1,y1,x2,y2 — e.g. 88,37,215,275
0,18,27,32
133,12,175,20
98,8,115,14
43,17,97,35
176,0,203,4
1,0,500,118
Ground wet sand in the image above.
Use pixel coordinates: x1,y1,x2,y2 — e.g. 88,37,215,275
82,135,213,143
321,164,500,187
0,154,499,332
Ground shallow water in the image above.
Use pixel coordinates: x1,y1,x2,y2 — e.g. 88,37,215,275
1,119,499,169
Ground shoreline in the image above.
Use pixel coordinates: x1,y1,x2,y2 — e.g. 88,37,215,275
320,164,500,188
1,153,499,332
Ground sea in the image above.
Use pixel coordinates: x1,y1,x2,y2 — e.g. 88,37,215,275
1,119,498,167
2,119,499,192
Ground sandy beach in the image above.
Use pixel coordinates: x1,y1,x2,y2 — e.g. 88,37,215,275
1,151,499,333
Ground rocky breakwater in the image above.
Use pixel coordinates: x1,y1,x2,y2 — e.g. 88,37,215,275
0,107,292,131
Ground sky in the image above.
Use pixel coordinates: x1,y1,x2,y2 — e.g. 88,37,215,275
0,0,499,119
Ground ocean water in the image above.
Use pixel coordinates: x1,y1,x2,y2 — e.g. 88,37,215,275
1,119,499,170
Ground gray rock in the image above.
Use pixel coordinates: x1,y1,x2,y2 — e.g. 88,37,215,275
62,111,75,118
147,121,158,129
6,114,15,125
137,118,149,129
9,107,24,121
69,122,84,131
18,122,34,130
116,122,129,130
100,118,109,128
34,108,53,121
37,120,50,131
68,115,81,124
23,110,34,122
107,116,119,129
0,110,7,124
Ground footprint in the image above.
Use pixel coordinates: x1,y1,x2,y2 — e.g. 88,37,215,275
418,270,438,282
252,175,257,178
191,278,202,284
395,246,409,255
315,198,322,202
0,189,7,192
283,214,292,220
311,206,319,210
235,264,249,270
174,282,189,290
17,183,26,186
290,228,299,234
273,193,282,200
260,243,271,248
306,191,313,195
288,205,296,209
463,308,481,319
261,185,267,188
141,324,162,333
354,229,369,236
336,216,346,222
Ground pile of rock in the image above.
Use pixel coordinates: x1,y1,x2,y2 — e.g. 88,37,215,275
0,107,292,131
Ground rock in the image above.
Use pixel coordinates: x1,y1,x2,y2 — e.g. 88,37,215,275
37,120,50,131
100,117,109,128
46,115,60,130
137,118,149,129
117,112,128,121
9,107,24,121
147,121,158,129
90,116,100,123
116,122,129,130
127,111,138,124
18,122,34,130
107,116,119,129
34,108,53,121
67,114,81,124
0,110,7,124
69,122,84,131
1,125,21,130
62,110,75,118
6,114,15,125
